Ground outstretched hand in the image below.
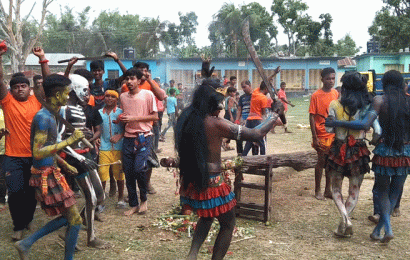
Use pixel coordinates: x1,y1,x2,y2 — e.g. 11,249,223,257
325,115,336,127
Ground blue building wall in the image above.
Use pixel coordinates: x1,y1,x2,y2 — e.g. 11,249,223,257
355,53,410,74
87,57,342,90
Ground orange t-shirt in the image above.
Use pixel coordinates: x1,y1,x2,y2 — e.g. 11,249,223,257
88,95,95,107
309,88,339,138
247,88,269,120
1,93,42,157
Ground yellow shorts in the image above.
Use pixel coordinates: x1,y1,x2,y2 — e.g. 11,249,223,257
312,137,334,154
98,150,124,182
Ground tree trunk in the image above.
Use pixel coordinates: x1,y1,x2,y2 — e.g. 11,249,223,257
161,150,318,172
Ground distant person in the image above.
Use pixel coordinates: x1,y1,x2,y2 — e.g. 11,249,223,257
166,80,179,96
272,82,294,133
160,88,178,141
309,67,338,200
229,76,237,89
89,52,127,110
177,83,185,111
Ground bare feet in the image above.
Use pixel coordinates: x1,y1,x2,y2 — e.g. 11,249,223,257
138,201,147,214
94,212,104,222
381,234,394,244
323,191,333,200
88,237,112,249
124,206,139,216
314,191,326,200
368,214,380,224
12,230,24,241
344,223,353,236
392,208,401,217
14,240,29,260
109,181,117,197
147,183,157,194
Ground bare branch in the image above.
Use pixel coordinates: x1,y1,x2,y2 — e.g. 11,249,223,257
23,2,36,21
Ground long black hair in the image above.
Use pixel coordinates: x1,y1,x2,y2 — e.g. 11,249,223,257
340,71,371,117
381,70,410,150
175,79,224,190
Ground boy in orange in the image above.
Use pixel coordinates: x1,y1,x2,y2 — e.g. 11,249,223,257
309,67,339,200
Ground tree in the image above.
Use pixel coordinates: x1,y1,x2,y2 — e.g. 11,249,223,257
209,2,277,58
0,0,53,72
334,34,359,56
271,0,308,55
369,0,410,52
42,6,91,54
90,11,140,57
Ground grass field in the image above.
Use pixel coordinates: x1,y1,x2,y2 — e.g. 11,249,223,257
2,96,410,259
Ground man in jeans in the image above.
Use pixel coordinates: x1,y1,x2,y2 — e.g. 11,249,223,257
120,68,158,216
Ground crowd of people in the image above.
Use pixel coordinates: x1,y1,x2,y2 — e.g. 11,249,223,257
0,42,407,259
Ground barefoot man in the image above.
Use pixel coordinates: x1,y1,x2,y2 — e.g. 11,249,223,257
120,68,158,216
309,67,338,200
15,74,84,260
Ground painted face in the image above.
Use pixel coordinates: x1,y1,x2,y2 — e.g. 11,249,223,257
322,73,336,89
69,74,90,103
56,86,71,106
10,83,31,101
92,69,104,81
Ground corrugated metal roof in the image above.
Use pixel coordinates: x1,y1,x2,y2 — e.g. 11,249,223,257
337,57,356,68
6,53,86,66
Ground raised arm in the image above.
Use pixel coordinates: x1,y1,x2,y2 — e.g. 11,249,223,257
325,95,383,130
64,57,79,78
106,52,127,73
0,48,8,100
143,70,166,101
32,47,51,78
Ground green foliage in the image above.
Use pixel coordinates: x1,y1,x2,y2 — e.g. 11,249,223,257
369,1,410,52
272,0,337,56
209,2,277,58
42,6,92,54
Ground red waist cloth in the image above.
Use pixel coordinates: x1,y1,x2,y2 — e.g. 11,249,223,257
30,166,76,216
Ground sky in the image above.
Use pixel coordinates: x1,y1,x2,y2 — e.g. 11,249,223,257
23,0,385,54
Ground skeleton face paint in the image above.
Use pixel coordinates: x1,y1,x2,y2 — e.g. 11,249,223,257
69,74,90,103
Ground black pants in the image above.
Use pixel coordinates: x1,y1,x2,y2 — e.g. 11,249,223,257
0,155,6,203
4,156,37,231
153,111,164,150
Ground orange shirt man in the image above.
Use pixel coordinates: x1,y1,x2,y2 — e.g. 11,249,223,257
309,67,339,200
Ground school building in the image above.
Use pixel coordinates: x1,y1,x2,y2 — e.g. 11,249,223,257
89,56,346,93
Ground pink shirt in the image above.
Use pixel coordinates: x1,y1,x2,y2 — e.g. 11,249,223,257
120,89,157,138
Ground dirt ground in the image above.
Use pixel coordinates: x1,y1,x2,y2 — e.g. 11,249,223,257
2,97,410,260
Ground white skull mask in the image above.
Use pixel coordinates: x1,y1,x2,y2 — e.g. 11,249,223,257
69,74,89,102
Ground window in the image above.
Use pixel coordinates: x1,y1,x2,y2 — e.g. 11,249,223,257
107,70,119,79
